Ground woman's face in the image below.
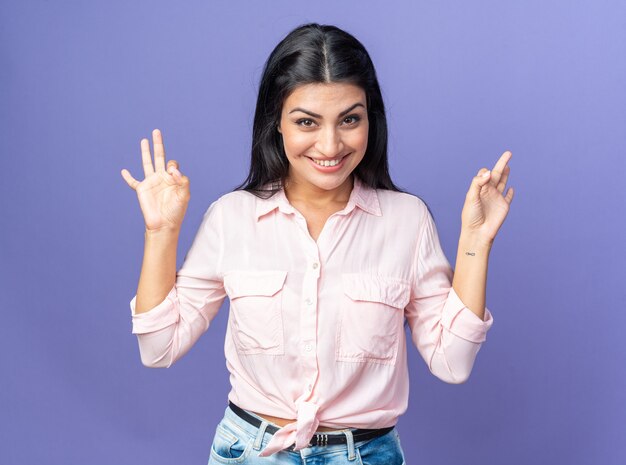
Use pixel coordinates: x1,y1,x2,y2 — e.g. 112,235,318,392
277,82,369,195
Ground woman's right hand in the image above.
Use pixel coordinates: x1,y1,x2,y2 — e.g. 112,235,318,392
121,128,190,232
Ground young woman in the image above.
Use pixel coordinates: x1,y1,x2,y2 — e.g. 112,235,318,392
121,23,513,465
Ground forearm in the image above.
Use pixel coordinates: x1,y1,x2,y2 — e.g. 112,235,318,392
451,230,492,321
134,227,180,314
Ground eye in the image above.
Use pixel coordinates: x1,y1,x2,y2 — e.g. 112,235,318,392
295,118,315,128
342,115,361,125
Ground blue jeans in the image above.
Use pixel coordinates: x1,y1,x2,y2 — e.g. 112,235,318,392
208,404,406,464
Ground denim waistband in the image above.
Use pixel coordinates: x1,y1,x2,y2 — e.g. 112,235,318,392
218,402,393,459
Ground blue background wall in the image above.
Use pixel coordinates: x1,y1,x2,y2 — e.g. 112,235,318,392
1,1,624,464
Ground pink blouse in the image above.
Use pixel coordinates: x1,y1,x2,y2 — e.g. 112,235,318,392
129,175,494,457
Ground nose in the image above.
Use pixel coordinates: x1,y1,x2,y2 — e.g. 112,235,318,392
315,125,344,158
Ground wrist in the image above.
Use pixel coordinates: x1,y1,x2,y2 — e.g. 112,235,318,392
145,226,181,241
458,229,493,253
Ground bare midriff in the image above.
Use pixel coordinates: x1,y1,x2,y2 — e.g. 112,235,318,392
252,411,344,432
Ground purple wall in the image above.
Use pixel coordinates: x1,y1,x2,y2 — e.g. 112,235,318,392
2,1,625,464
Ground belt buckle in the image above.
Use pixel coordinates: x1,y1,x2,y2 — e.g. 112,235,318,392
286,433,329,451
311,433,328,447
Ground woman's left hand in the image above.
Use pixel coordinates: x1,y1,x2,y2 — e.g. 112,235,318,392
460,150,515,245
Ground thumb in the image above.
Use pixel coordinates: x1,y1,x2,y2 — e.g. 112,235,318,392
467,169,491,200
174,168,189,186
169,166,184,182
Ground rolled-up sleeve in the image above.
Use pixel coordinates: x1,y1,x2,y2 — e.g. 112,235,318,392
440,286,493,343
129,286,179,334
405,203,494,383
128,199,227,368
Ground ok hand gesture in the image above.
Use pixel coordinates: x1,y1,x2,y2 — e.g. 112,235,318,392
121,129,190,232
461,150,515,245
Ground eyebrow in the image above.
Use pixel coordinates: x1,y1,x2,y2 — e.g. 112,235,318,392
288,103,366,118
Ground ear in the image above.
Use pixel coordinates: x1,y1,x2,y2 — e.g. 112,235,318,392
277,124,282,134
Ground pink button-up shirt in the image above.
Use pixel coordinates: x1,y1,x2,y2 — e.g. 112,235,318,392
129,175,494,457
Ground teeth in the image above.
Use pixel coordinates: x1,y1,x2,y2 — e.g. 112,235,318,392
311,156,343,167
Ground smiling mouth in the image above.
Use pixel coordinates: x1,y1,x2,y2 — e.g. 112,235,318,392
306,154,349,167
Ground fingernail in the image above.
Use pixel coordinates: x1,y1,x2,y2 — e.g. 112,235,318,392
482,171,490,177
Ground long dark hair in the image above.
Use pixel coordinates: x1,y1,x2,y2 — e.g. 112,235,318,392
232,22,410,199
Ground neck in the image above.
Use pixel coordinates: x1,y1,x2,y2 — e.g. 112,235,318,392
283,175,354,210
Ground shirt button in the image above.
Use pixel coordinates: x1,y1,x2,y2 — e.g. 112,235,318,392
305,297,313,305
311,262,319,269
304,344,312,352
307,384,313,391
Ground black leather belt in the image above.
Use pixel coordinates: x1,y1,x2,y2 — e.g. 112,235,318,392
228,401,394,449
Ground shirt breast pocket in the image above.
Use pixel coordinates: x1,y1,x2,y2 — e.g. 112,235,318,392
336,273,410,365
224,270,288,355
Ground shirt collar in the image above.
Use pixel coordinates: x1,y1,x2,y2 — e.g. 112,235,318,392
255,175,382,220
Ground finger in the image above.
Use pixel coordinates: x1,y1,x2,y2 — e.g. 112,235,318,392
172,167,185,183
477,167,492,186
167,164,182,179
490,150,512,185
504,186,514,204
121,168,140,190
496,165,510,194
467,168,491,200
166,159,179,174
172,168,189,189
153,128,166,172
140,138,154,177
165,160,182,182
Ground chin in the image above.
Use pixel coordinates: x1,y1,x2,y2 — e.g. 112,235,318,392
312,173,354,190
310,179,344,190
